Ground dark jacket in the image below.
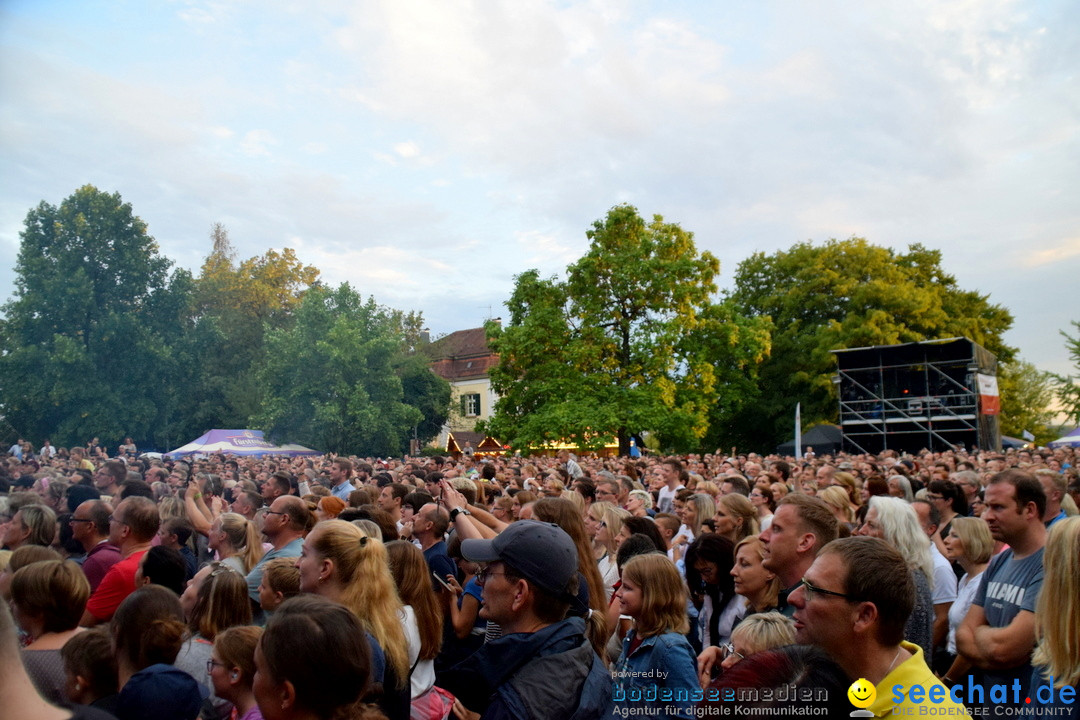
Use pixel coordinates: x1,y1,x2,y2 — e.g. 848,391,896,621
441,616,612,720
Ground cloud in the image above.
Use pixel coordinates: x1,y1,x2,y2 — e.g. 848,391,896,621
239,130,278,157
1,0,1078,370
394,141,421,158
1021,237,1080,267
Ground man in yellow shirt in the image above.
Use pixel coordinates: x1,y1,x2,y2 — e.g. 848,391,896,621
789,537,970,717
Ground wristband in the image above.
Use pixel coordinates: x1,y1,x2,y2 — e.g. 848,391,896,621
450,507,471,521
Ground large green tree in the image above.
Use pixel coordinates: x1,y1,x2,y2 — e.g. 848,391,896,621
251,283,448,455
726,238,1015,447
488,204,767,454
0,185,192,448
187,225,321,431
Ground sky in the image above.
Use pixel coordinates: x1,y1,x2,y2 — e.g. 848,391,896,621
1,0,1078,377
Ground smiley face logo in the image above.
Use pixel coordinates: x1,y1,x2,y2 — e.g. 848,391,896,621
847,678,876,709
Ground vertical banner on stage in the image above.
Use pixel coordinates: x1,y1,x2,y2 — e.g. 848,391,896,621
976,374,1000,415
795,403,803,460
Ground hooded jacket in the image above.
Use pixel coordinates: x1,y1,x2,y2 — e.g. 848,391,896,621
441,616,612,720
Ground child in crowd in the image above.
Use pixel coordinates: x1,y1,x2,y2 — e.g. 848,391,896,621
255,557,300,617
157,517,196,580
613,553,699,720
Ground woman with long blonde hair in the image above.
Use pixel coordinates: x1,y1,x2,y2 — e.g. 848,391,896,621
715,494,759,545
209,512,263,575
585,502,620,597
730,536,779,616
1031,516,1080,709
298,519,410,718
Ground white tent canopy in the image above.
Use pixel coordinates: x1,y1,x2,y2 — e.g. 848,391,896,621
164,429,320,458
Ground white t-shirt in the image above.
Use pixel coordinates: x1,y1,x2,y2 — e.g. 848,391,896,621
401,605,435,698
948,570,983,654
930,544,959,604
597,553,619,600
656,484,684,514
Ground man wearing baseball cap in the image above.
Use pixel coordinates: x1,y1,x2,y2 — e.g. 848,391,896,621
439,520,612,720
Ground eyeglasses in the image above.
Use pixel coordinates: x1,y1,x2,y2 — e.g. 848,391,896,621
207,659,227,674
108,515,128,526
69,518,94,524
477,565,510,585
799,578,858,602
265,510,287,518
925,493,944,500
719,642,744,662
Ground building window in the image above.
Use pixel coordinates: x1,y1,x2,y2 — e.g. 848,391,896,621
461,393,481,417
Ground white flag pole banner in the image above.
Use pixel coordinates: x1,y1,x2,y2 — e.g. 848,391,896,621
795,403,803,460
976,374,1000,415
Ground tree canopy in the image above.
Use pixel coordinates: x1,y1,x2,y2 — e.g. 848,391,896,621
0,187,448,453
252,283,449,456
724,239,1015,448
487,204,768,453
0,185,191,447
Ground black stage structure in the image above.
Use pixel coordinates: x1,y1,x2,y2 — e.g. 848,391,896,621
832,338,1000,455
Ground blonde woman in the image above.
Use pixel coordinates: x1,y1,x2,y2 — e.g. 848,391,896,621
673,494,716,559
297,519,410,715
208,512,263,575
713,612,797,676
585,501,621,597
730,536,779,617
818,486,855,530
1030,517,1080,710
626,489,653,518
714,495,759,545
542,475,565,498
940,516,993,685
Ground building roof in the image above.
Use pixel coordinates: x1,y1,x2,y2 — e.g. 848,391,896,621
428,327,498,381
428,327,490,360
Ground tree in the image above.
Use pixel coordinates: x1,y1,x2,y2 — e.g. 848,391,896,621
998,359,1056,444
1053,321,1080,426
188,227,321,430
488,204,765,454
0,185,191,447
727,238,1015,447
251,283,448,456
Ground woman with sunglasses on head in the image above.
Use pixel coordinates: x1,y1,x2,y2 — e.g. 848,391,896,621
176,561,252,719
701,611,796,686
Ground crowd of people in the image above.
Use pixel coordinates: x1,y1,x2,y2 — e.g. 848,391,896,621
1,439,1079,720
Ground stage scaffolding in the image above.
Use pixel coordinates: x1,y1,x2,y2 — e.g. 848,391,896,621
832,338,1000,455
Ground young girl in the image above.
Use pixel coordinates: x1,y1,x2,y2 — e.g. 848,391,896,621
613,554,699,720
256,557,300,617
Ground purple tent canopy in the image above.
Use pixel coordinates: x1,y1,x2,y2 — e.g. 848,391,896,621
164,429,321,458
1048,427,1080,448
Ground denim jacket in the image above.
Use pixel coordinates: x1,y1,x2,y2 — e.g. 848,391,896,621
612,630,699,719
